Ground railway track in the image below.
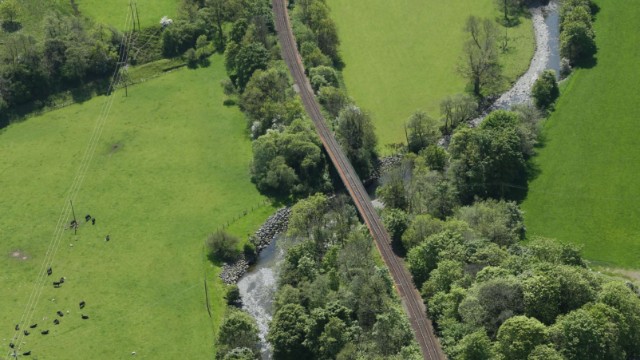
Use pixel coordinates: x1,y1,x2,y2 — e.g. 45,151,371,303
272,1,446,359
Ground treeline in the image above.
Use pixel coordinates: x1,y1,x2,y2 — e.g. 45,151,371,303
0,12,122,113
268,194,422,360
559,0,597,66
213,0,377,200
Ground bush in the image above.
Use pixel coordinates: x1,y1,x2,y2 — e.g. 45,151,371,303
226,284,242,306
207,231,241,262
532,70,559,109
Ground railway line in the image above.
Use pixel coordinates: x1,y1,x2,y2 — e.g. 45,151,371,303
272,1,446,359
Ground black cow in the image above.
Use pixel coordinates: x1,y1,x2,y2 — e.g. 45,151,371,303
85,214,92,222
53,319,59,325
70,220,78,228
22,351,31,356
14,324,19,331
81,314,89,320
47,267,53,276
53,281,61,288
105,235,110,241
41,330,49,335
59,277,65,284
79,301,86,309
56,311,64,317
29,324,37,329
23,330,29,336
92,218,96,225
9,342,14,348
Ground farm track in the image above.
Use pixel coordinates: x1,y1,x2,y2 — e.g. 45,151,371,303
272,1,446,359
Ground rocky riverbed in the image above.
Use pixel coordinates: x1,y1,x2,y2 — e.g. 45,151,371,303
220,207,291,284
471,0,559,126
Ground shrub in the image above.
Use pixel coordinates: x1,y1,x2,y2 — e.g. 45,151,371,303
207,231,241,262
532,70,559,109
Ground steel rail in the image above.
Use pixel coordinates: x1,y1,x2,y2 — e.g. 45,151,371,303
271,1,446,359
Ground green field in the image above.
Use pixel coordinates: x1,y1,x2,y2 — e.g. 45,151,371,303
522,0,640,269
76,0,178,29
0,57,273,358
326,0,535,146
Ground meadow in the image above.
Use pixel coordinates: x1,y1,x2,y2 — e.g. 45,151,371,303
0,57,274,358
326,0,535,147
75,0,178,29
522,0,640,269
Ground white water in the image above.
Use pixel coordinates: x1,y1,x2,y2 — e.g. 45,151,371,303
236,238,284,359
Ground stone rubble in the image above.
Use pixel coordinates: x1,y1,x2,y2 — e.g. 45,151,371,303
220,207,291,284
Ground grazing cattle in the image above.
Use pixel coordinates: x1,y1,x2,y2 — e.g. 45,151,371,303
70,220,78,228
23,330,29,336
56,311,64,317
105,235,110,241
23,351,31,356
29,324,37,329
85,214,92,222
53,281,61,288
15,324,19,331
79,301,86,309
41,330,49,335
92,218,96,225
59,277,65,284
81,314,89,320
47,267,52,276
53,319,59,325
9,342,14,348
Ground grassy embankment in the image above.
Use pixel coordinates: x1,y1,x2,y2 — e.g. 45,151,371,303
522,0,640,270
0,57,274,358
327,0,535,147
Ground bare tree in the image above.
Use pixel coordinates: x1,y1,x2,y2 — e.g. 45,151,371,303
459,16,502,98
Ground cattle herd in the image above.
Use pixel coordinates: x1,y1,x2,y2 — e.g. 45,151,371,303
7,214,101,358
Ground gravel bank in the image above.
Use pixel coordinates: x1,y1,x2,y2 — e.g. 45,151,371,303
471,0,558,126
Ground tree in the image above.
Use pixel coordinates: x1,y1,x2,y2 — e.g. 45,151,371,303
407,230,466,287
309,65,339,91
376,165,408,210
598,281,640,358
0,0,20,29
405,110,441,153
528,345,565,360
459,276,524,336
268,304,312,360
459,16,501,97
455,330,495,360
422,145,448,172
318,86,350,118
372,306,413,356
382,208,409,243
336,105,378,179
251,119,329,198
532,70,559,109
455,199,525,247
496,316,547,359
222,347,255,360
288,193,329,239
550,303,625,360
440,94,478,135
206,231,240,262
560,20,596,65
495,0,523,24
421,260,465,298
216,309,260,359
401,214,444,251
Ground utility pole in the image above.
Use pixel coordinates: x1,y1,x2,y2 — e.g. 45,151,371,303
70,200,78,235
134,2,141,32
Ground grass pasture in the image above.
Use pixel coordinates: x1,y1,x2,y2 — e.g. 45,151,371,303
75,0,178,29
522,0,640,269
0,57,273,358
326,0,535,146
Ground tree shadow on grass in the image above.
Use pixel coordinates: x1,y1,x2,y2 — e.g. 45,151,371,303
1,21,22,33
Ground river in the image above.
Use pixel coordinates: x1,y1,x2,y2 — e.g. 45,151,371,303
236,237,283,359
